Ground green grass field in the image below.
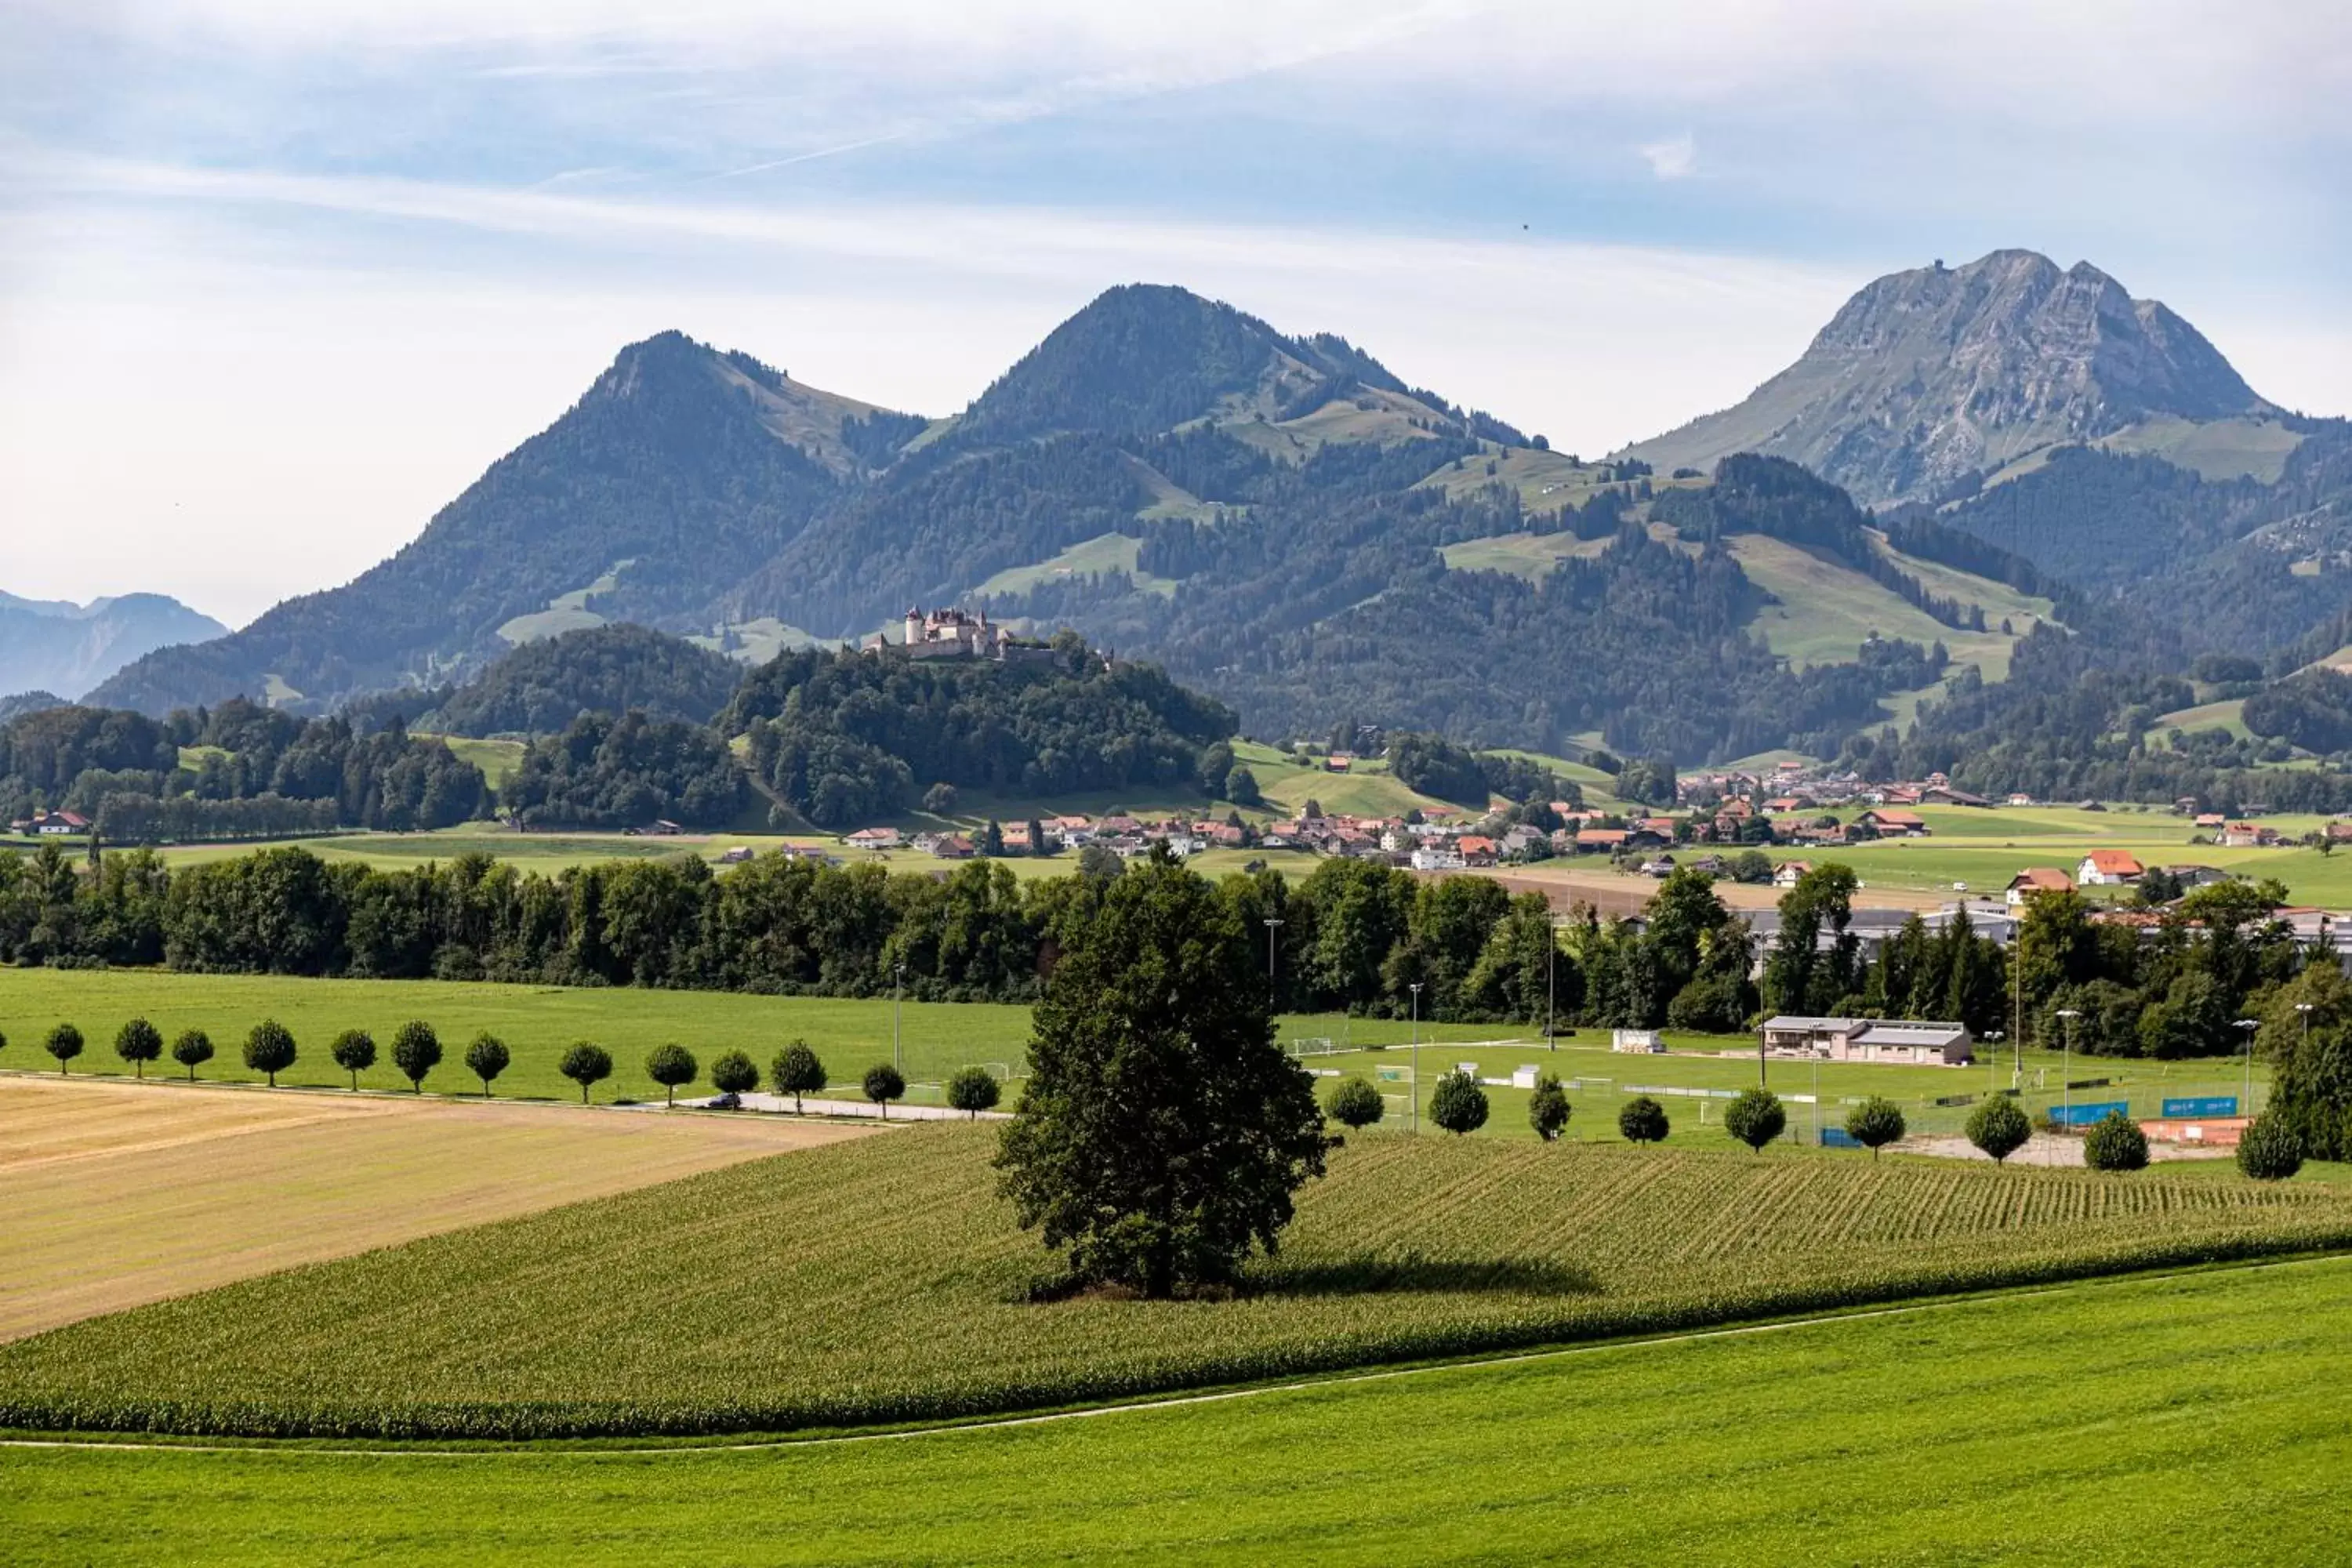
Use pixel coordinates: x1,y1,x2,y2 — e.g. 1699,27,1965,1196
1725,535,2024,679
5,1258,2347,1565
5,1123,2343,1440
0,970,1497,1104
971,532,1177,599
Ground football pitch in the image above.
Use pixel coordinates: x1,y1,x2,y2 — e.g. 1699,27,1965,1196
5,1258,2346,1566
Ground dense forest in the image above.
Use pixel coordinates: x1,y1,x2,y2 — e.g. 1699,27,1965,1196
422,624,745,736
728,637,1238,828
0,699,488,838
502,710,751,831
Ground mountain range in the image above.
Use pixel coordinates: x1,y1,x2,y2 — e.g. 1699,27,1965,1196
0,590,227,702
84,253,2352,768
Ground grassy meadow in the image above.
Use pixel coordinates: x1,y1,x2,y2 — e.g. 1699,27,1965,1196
0,969,1499,1103
8,1258,2343,1566
5,1123,2344,1439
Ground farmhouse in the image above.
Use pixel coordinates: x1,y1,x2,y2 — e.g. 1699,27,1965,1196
1773,860,1811,888
844,826,901,851
1857,808,1928,837
12,810,89,837
1759,1015,1974,1066
2005,867,2074,907
2221,822,2281,848
1574,828,1628,851
2077,850,2144,886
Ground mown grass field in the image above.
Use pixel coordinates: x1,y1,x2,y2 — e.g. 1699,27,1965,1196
0,1076,869,1341
5,1123,2344,1439
6,1258,2347,1566
0,970,1497,1103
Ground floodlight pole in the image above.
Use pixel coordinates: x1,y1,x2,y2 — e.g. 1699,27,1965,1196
2235,1018,2259,1116
2055,1007,2081,1139
893,960,906,1075
1264,916,1283,990
1410,982,1424,1134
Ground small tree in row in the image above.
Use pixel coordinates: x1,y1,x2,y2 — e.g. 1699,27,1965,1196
561,1041,614,1103
771,1041,826,1113
1429,1069,1488,1135
947,1065,1003,1119
2237,1112,2303,1181
45,1023,83,1075
862,1062,906,1119
1528,1073,1571,1142
710,1049,760,1099
1724,1088,1785,1152
466,1033,510,1098
2083,1111,2151,1173
114,1018,163,1080
1323,1076,1384,1130
331,1029,377,1091
1619,1095,1670,1144
243,1019,296,1087
172,1029,213,1080
1965,1096,2031,1165
1845,1097,1907,1160
645,1044,698,1107
391,1020,441,1093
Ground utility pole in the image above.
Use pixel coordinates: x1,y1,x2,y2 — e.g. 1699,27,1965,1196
2055,1007,2081,1139
892,960,906,1075
1264,916,1283,989
2235,1018,2259,1116
1410,982,1424,1134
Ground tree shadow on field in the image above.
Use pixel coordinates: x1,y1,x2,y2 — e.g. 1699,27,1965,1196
1246,1254,1601,1298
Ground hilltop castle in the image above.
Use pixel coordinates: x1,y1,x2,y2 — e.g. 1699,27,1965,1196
862,606,1057,664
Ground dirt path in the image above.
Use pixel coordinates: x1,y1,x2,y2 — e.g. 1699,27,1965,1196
0,1076,876,1342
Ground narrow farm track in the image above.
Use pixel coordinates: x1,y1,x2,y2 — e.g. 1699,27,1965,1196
6,1253,2348,1461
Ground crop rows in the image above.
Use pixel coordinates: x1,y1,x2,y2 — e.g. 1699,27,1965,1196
4,1127,2350,1441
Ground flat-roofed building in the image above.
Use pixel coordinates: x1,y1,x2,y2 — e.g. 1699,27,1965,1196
1759,1015,1973,1066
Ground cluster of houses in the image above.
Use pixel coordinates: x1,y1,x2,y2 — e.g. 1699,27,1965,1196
844,813,1260,862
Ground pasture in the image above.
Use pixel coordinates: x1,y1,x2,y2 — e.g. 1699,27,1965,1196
5,1259,2347,1565
0,969,1497,1104
0,1075,869,1341
4,1123,2344,1439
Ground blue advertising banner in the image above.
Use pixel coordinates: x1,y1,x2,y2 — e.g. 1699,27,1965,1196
2161,1096,2240,1119
2049,1101,2129,1127
1820,1127,1863,1149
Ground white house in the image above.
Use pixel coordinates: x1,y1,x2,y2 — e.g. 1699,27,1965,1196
2077,851,2143,886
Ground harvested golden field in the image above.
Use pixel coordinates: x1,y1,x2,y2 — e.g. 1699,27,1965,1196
0,1076,874,1342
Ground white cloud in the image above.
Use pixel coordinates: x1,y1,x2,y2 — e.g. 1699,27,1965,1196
1639,133,1697,180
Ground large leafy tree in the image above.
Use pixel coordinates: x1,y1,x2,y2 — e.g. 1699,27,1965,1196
996,850,1334,1297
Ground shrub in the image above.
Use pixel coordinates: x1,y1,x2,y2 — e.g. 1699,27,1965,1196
465,1033,511,1098
329,1029,376,1091
1724,1088,1786,1152
242,1020,296,1087
1965,1095,2032,1164
1428,1070,1489,1136
170,1028,213,1081
2236,1113,2303,1181
862,1062,906,1119
710,1050,760,1098
561,1042,615,1105
44,1023,83,1075
922,782,959,816
390,1021,441,1094
644,1044,699,1107
1324,1076,1385,1130
1846,1097,1907,1159
947,1065,1003,1119
114,1018,164,1080
2083,1112,2151,1173
771,1041,826,1114
1619,1095,1670,1144
1527,1073,1571,1142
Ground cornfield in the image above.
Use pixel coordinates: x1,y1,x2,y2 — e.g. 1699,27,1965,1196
4,1127,2347,1440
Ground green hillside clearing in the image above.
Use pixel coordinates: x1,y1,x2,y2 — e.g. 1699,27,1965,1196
975,533,1177,598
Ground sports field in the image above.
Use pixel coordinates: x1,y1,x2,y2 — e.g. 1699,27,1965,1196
0,1075,871,1341
5,1123,2343,1439
0,971,1498,1104
3,1258,2347,1565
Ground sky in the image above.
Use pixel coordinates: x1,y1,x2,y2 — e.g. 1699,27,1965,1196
2,0,2347,626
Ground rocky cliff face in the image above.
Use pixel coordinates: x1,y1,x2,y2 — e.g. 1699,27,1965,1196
1624,249,2275,505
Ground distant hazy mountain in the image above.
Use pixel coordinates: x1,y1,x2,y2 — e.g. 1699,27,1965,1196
0,590,227,700
1621,249,2285,506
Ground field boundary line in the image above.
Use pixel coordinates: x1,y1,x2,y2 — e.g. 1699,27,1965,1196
7,1251,2347,1461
